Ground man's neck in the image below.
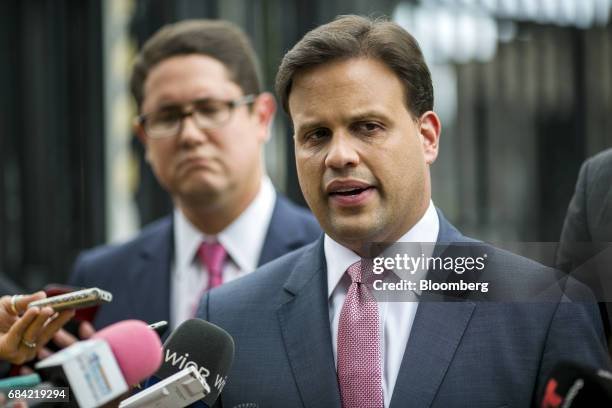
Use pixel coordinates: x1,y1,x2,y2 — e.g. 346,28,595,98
339,198,433,258
177,178,262,235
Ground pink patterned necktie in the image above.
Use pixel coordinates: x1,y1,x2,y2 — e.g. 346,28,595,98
337,260,384,408
197,241,227,290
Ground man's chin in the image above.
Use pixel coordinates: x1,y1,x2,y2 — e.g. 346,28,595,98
327,219,383,246
175,183,224,207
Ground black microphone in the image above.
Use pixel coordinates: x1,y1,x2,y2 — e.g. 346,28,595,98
540,362,612,407
124,318,234,408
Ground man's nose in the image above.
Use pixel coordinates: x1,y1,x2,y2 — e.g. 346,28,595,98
177,113,209,147
324,131,360,169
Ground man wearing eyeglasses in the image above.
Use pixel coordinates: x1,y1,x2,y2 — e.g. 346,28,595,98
68,20,320,330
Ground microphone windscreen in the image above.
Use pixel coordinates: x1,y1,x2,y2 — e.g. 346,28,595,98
93,320,163,385
155,318,234,406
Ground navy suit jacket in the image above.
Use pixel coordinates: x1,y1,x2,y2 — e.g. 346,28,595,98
69,195,320,329
198,211,610,408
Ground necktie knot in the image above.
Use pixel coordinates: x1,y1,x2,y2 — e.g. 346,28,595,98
198,241,227,290
346,261,364,284
347,260,379,285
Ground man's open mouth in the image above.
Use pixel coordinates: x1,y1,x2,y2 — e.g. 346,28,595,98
329,186,373,196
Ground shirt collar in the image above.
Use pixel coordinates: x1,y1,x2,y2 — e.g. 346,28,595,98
174,208,205,276
218,177,276,272
173,176,277,275
325,200,440,298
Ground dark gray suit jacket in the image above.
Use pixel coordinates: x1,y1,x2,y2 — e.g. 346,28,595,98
557,148,612,335
198,211,610,408
558,148,612,268
69,195,320,329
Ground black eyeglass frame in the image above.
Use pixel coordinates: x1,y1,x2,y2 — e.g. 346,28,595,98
137,94,257,139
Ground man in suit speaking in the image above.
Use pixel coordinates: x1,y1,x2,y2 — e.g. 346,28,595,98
69,20,320,329
198,15,610,407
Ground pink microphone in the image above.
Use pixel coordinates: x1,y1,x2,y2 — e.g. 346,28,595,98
94,320,163,385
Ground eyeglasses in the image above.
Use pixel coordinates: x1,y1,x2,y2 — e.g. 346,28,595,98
137,94,256,139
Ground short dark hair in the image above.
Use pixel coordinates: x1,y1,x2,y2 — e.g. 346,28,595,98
131,19,262,110
275,15,433,118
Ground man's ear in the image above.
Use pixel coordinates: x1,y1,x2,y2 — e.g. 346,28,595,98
252,92,276,142
134,120,147,146
418,111,441,165
134,120,153,163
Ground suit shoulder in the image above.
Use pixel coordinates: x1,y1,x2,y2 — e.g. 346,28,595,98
275,195,320,234
448,229,546,275
71,216,172,278
582,148,612,182
587,147,612,168
453,238,554,282
480,243,561,284
473,241,597,302
485,244,545,270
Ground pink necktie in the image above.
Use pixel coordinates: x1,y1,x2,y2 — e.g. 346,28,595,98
337,261,384,408
197,241,227,290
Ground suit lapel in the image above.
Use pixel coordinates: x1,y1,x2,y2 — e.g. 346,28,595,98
277,238,341,408
128,217,173,324
389,301,475,408
389,210,476,408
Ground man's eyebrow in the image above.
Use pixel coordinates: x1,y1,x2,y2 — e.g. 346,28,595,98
156,102,182,110
294,120,326,134
293,110,394,133
348,110,392,122
153,97,214,112
145,97,181,111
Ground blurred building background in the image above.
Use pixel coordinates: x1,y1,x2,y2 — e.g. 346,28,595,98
1,0,611,290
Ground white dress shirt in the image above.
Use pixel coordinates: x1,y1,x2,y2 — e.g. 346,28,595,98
170,177,276,328
326,201,439,408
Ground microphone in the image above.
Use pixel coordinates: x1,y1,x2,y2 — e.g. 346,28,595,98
119,366,210,407
124,318,234,408
31,320,162,408
92,320,163,386
540,362,612,407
